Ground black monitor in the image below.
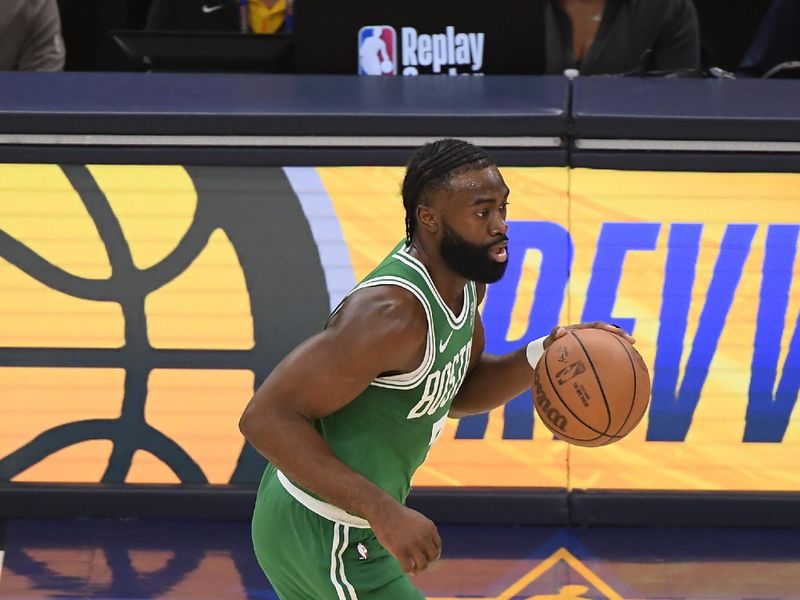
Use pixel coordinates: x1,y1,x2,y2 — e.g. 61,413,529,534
294,0,546,75
111,31,294,73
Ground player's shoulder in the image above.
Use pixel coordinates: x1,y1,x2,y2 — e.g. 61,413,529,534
330,284,427,336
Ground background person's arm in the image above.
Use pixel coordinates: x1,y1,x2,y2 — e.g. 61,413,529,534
652,0,701,72
18,0,65,71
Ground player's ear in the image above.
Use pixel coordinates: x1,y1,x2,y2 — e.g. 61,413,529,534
417,204,439,234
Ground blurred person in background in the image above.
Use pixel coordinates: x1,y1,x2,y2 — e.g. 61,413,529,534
146,0,288,33
545,0,700,75
0,0,65,71
739,0,800,78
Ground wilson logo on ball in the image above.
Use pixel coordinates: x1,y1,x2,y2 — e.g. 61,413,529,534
533,369,569,432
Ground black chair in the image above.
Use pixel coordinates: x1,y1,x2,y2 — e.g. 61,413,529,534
56,0,148,70
692,0,772,72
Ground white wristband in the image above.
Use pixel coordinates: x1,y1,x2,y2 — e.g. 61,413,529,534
526,336,547,369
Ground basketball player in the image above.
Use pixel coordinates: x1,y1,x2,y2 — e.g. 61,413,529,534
239,139,632,599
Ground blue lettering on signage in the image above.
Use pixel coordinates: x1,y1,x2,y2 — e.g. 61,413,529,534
455,221,572,439
452,220,798,443
647,224,757,441
745,225,800,442
581,222,661,334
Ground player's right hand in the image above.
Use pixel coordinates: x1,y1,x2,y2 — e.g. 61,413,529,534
369,503,442,574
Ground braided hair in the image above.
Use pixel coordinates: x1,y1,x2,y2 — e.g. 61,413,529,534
401,138,495,245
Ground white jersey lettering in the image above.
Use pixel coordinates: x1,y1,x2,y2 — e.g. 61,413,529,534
407,339,472,420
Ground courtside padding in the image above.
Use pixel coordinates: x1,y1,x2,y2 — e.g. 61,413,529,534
1,485,799,528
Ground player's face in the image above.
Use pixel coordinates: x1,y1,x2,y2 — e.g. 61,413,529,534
437,166,510,283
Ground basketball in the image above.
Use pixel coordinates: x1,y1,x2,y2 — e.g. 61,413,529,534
532,328,650,447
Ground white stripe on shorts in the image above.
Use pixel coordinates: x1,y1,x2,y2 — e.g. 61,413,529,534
338,525,359,599
330,524,347,599
330,524,359,600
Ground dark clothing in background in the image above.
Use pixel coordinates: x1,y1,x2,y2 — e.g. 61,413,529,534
739,0,800,77
0,0,65,70
146,0,240,31
545,0,701,75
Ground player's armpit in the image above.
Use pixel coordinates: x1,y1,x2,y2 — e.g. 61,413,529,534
243,284,428,423
238,284,430,526
448,310,533,418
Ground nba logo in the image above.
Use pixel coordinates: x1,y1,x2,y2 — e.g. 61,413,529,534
358,26,397,75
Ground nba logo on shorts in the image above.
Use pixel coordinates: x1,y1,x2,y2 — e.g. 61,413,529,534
358,25,397,75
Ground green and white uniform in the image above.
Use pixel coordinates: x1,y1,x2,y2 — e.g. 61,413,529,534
252,242,478,599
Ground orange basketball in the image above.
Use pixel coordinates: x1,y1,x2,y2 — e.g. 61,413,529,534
532,328,650,447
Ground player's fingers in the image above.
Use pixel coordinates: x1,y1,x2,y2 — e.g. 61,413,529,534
421,541,440,564
549,325,568,340
602,322,636,344
410,549,430,573
431,531,443,559
400,555,416,574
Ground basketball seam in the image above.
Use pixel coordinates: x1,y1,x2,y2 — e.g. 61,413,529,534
569,331,622,439
545,427,605,446
607,334,638,438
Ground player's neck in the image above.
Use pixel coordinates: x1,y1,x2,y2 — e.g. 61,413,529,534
407,240,468,313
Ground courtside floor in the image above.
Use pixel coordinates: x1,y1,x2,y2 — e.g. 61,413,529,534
0,519,798,599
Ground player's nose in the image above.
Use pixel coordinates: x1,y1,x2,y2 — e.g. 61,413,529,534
490,214,508,236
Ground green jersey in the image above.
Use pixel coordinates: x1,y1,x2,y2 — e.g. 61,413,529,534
251,242,477,598
316,242,477,504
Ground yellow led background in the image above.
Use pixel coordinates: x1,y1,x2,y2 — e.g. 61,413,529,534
0,367,122,482
565,169,800,491
0,164,123,348
1,163,798,491
0,164,255,484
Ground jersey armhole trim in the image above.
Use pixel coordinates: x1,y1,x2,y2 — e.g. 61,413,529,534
348,276,435,390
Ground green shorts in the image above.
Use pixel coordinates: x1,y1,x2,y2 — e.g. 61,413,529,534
252,464,425,600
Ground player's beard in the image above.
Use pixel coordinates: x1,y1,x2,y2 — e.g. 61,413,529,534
440,222,509,284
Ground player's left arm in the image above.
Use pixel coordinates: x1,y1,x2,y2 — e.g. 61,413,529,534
448,284,634,418
447,306,529,418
